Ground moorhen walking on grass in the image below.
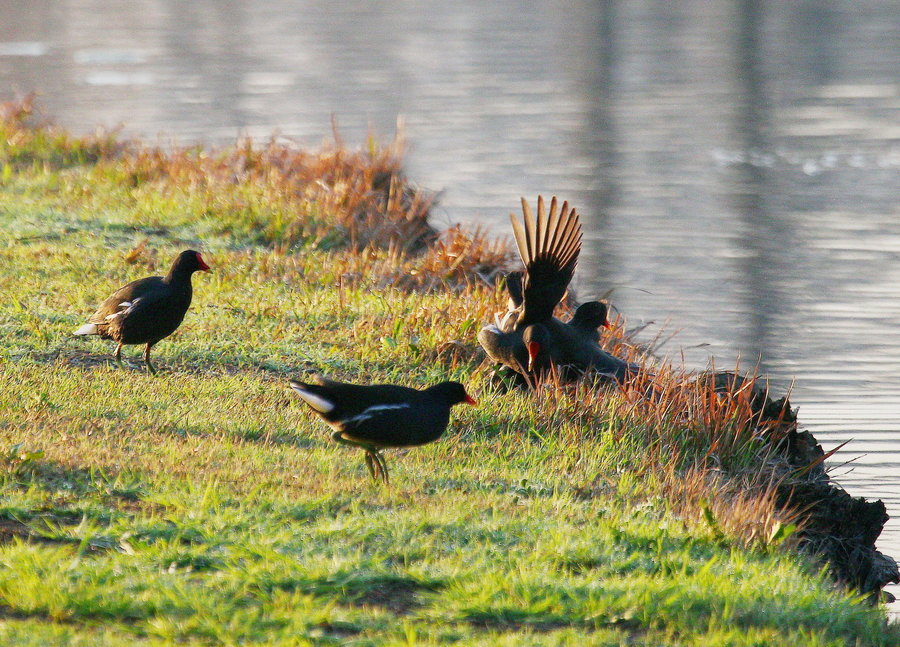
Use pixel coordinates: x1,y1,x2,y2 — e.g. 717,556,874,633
479,196,634,384
289,375,476,483
73,249,210,374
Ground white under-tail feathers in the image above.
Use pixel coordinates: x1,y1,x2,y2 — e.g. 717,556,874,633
486,294,519,335
289,382,335,413
498,309,518,331
104,299,137,321
73,323,98,336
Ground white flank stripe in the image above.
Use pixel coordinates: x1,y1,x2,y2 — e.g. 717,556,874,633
105,299,139,321
290,384,335,413
73,323,98,335
341,403,410,426
481,324,502,335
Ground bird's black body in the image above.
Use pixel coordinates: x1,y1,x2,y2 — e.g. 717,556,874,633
290,376,475,483
522,321,636,382
478,196,632,384
74,250,210,373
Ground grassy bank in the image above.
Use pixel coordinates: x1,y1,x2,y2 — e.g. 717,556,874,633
0,98,896,646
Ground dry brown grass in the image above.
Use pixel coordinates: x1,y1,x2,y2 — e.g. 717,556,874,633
0,93,123,166
118,132,443,253
659,466,802,549
525,317,805,548
1,95,511,286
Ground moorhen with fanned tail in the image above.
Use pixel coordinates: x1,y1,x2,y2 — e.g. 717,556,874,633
289,375,476,483
73,249,210,374
478,196,636,383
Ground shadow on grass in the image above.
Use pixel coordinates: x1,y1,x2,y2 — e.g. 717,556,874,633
0,604,80,625
462,608,582,632
3,206,202,250
0,510,121,554
261,572,442,615
22,348,141,372
0,517,62,545
0,459,153,554
460,607,647,637
24,345,319,379
9,459,142,500
0,600,150,625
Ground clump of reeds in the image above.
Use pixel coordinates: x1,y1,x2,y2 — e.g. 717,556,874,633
659,465,802,549
117,131,443,253
523,313,806,548
0,93,122,168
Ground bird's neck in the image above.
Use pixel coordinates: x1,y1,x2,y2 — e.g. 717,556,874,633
164,267,193,284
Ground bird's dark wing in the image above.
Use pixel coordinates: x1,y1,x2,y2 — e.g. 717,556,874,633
504,271,525,309
511,196,582,326
336,403,421,446
105,291,169,329
542,319,637,383
580,346,639,382
340,397,452,448
291,377,420,422
88,277,165,324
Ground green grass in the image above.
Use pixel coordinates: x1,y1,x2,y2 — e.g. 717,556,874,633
0,100,896,645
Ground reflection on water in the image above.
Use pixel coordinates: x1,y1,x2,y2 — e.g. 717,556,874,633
3,0,900,600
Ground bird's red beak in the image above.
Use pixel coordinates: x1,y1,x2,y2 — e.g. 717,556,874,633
527,341,541,372
602,320,611,329
464,393,477,406
196,252,211,272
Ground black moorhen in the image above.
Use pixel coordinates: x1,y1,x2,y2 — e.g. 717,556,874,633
478,196,634,383
289,375,476,483
73,249,210,373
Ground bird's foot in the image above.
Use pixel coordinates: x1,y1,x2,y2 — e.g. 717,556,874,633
365,449,389,484
364,452,378,481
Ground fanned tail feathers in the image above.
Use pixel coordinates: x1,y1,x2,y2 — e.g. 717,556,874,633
510,195,584,324
510,195,581,271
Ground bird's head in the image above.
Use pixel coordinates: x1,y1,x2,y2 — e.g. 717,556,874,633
573,300,610,329
430,381,477,407
173,249,211,274
522,324,552,373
